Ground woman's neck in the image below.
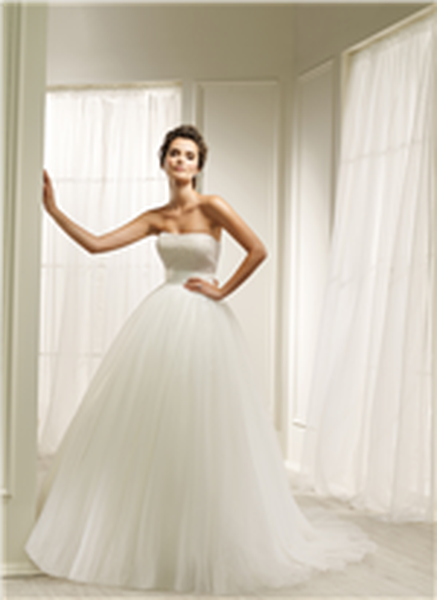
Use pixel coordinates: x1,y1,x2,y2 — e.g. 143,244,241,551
168,179,198,209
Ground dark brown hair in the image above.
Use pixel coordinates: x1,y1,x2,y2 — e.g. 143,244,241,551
159,124,208,188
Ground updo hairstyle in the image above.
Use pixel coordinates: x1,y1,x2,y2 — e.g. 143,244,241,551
159,125,208,189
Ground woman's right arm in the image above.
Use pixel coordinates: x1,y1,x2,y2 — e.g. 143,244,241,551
43,170,155,254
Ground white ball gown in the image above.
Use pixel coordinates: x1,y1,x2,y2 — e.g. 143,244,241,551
25,231,375,595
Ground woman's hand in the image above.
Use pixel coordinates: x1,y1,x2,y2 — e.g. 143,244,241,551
40,169,153,254
184,277,223,301
42,169,57,214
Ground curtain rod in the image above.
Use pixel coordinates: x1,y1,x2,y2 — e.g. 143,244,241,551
46,81,182,92
346,4,436,57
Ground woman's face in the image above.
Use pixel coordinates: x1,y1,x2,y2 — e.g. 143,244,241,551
164,137,200,185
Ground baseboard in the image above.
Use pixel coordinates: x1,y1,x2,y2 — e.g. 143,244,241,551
2,560,42,577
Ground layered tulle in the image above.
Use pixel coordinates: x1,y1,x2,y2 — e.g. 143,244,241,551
25,233,375,595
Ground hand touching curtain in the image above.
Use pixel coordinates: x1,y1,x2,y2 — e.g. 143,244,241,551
38,86,181,456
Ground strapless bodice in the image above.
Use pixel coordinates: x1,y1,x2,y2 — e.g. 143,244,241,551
156,232,221,284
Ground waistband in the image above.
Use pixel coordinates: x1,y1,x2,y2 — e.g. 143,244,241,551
165,269,217,285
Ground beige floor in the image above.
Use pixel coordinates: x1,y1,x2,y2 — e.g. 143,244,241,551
3,459,435,599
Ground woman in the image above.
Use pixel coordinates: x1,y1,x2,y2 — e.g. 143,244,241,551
25,125,375,595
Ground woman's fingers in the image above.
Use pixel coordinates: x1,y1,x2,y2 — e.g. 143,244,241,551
184,278,203,290
42,170,56,212
183,277,223,301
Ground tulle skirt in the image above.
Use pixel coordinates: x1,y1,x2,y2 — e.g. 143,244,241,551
25,280,375,595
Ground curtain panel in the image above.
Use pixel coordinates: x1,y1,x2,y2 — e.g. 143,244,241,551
38,86,181,456
295,16,434,521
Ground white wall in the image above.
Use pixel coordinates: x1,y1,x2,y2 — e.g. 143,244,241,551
294,4,430,74
47,6,295,85
199,81,280,411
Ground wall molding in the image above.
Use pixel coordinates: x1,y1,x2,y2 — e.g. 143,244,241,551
2,3,47,571
2,2,24,500
2,561,41,577
194,79,285,432
297,59,334,85
194,78,281,134
288,60,335,463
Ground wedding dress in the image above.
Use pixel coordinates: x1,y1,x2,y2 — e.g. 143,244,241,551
25,231,375,595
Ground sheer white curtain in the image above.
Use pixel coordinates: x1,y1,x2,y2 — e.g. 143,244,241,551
295,16,434,521
38,86,181,457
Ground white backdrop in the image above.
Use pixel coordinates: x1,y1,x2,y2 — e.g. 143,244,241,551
38,86,181,456
295,16,434,521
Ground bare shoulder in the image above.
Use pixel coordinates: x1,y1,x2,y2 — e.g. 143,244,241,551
199,193,228,207
199,193,266,255
140,204,171,233
144,204,170,216
199,194,233,219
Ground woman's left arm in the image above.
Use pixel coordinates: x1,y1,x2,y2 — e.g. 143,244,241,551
184,195,267,300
